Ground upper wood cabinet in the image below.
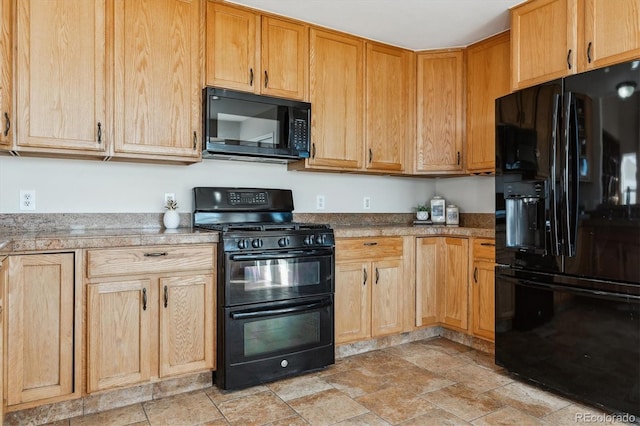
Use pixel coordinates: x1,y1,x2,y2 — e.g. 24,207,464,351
365,42,414,173
0,0,12,150
511,0,640,89
206,2,308,100
580,0,640,71
13,0,106,156
6,253,80,407
302,28,364,170
465,32,511,174
112,0,202,162
415,50,465,173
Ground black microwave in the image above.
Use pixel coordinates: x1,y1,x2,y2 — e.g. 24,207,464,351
203,87,311,162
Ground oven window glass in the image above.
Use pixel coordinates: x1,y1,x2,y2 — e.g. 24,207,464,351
240,260,320,291
226,252,333,305
244,311,320,357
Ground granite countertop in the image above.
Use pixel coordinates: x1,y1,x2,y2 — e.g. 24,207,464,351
0,212,494,253
332,224,494,238
0,227,219,253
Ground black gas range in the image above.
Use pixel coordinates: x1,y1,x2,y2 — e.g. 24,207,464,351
193,187,335,390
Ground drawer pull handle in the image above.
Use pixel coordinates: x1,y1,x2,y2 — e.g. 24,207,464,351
363,268,367,286
164,285,168,308
142,287,147,311
480,242,495,247
375,267,379,284
144,252,168,257
363,242,378,246
473,267,478,283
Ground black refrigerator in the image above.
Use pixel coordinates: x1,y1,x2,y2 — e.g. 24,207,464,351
495,59,640,418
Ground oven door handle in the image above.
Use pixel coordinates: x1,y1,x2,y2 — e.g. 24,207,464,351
230,298,332,320
230,249,333,261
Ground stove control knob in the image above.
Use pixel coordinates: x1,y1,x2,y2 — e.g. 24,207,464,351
251,238,263,248
237,239,249,250
278,237,290,247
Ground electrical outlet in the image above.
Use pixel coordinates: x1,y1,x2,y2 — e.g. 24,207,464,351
363,196,371,210
316,195,325,210
164,193,175,204
20,190,36,211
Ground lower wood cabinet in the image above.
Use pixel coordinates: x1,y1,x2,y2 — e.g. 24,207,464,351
470,238,496,341
85,245,216,393
415,237,469,331
0,256,6,421
335,237,405,344
5,252,80,407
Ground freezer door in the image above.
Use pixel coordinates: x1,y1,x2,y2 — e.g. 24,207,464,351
495,81,563,273
563,60,640,283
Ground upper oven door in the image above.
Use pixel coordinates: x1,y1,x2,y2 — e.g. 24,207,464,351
225,248,334,306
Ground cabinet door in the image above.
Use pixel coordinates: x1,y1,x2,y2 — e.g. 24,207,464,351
261,16,308,100
365,43,411,172
0,0,12,150
416,50,464,172
440,238,469,330
415,238,439,326
466,32,510,173
0,257,6,421
511,0,578,89
335,261,370,344
87,280,151,392
308,29,364,169
113,0,201,160
159,274,214,377
471,260,495,341
581,0,640,70
7,253,75,405
206,2,258,92
371,259,403,337
15,0,106,153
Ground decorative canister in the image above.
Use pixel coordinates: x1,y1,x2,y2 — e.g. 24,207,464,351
430,196,446,224
446,204,459,227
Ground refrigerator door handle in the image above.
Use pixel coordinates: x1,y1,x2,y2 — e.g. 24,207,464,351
549,93,562,256
562,92,579,256
566,92,579,256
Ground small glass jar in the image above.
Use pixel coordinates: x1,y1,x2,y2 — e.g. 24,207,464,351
446,204,459,227
430,196,446,224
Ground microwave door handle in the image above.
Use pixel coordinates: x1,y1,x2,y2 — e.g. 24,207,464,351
548,92,562,256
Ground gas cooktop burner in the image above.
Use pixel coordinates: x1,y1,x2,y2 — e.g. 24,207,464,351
196,222,331,233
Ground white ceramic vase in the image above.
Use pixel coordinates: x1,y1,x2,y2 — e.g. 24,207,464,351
416,211,429,221
163,210,180,229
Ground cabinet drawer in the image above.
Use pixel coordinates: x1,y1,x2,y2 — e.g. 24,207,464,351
336,237,403,261
473,239,495,262
87,245,215,278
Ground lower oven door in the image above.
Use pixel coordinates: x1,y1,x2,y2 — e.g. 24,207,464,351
225,248,334,305
217,294,334,390
495,270,640,417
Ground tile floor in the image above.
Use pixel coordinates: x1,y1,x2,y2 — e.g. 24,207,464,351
52,337,631,426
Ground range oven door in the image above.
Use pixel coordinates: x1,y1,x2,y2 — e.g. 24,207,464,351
224,248,334,305
495,269,640,417
217,294,335,390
